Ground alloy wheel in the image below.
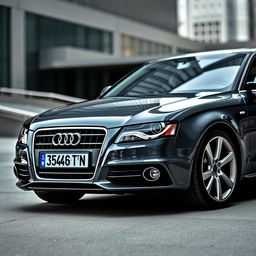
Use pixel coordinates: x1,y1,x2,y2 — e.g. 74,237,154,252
201,136,237,202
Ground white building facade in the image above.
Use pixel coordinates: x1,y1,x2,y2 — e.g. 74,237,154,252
178,0,250,43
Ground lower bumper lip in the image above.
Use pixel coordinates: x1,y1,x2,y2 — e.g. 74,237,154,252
17,180,174,192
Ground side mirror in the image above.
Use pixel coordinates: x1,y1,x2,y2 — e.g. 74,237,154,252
244,75,256,90
99,85,112,96
244,81,256,91
240,85,256,102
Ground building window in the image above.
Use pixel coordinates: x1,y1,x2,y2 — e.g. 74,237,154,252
121,34,173,57
102,31,112,54
27,14,113,53
193,20,222,43
73,25,87,48
26,13,113,90
0,6,10,87
87,28,102,51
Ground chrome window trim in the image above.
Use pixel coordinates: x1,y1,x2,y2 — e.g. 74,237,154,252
32,126,108,181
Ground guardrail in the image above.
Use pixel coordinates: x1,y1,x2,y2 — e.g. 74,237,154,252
0,88,86,137
0,87,85,103
0,105,39,118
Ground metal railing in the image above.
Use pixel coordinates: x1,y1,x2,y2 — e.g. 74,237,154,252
0,105,38,117
0,87,85,103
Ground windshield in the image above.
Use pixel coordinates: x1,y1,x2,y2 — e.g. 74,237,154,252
104,53,247,97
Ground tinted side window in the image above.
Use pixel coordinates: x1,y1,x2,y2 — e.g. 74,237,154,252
243,58,256,90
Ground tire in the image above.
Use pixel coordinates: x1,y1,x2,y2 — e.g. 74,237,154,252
34,191,85,204
186,130,238,209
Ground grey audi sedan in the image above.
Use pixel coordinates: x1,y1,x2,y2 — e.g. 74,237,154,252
14,49,256,209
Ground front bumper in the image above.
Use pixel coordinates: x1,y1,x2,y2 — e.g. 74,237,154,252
14,128,194,193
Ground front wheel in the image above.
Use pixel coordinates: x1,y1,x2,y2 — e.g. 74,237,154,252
187,130,238,209
34,191,85,204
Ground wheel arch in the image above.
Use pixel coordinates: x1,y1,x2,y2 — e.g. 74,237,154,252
172,110,245,189
184,122,243,208
190,121,243,183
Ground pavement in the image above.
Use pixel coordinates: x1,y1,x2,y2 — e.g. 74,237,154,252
1,138,256,256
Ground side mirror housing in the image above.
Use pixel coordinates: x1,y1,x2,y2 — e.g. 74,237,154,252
244,81,256,91
99,85,112,96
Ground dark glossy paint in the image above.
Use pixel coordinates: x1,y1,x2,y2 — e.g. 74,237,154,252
14,49,256,193
30,92,232,129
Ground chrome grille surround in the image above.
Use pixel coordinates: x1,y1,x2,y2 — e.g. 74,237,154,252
32,127,107,181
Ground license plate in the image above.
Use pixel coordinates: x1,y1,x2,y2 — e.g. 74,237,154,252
39,153,89,168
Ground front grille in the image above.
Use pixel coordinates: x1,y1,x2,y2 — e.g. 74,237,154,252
34,128,106,180
34,128,106,150
107,165,172,186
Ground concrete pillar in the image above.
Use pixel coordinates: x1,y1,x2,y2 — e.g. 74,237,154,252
113,32,121,57
11,7,26,89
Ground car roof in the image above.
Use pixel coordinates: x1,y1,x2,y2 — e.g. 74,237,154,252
153,48,256,63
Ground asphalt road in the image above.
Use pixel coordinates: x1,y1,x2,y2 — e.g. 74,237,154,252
1,138,256,256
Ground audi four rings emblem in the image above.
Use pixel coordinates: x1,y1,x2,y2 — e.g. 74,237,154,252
52,132,81,146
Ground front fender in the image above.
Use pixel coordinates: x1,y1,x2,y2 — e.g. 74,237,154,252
176,111,239,153
174,109,248,184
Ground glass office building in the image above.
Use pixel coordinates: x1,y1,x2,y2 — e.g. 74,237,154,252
0,0,202,99
26,13,113,91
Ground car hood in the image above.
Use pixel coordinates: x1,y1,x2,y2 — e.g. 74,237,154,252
30,92,231,130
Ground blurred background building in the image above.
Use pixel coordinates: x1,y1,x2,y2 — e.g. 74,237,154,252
178,0,253,43
0,0,204,99
0,0,256,100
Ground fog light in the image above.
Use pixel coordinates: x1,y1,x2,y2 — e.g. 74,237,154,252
143,167,161,182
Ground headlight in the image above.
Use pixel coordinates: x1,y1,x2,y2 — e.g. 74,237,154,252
18,127,28,145
115,122,177,144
